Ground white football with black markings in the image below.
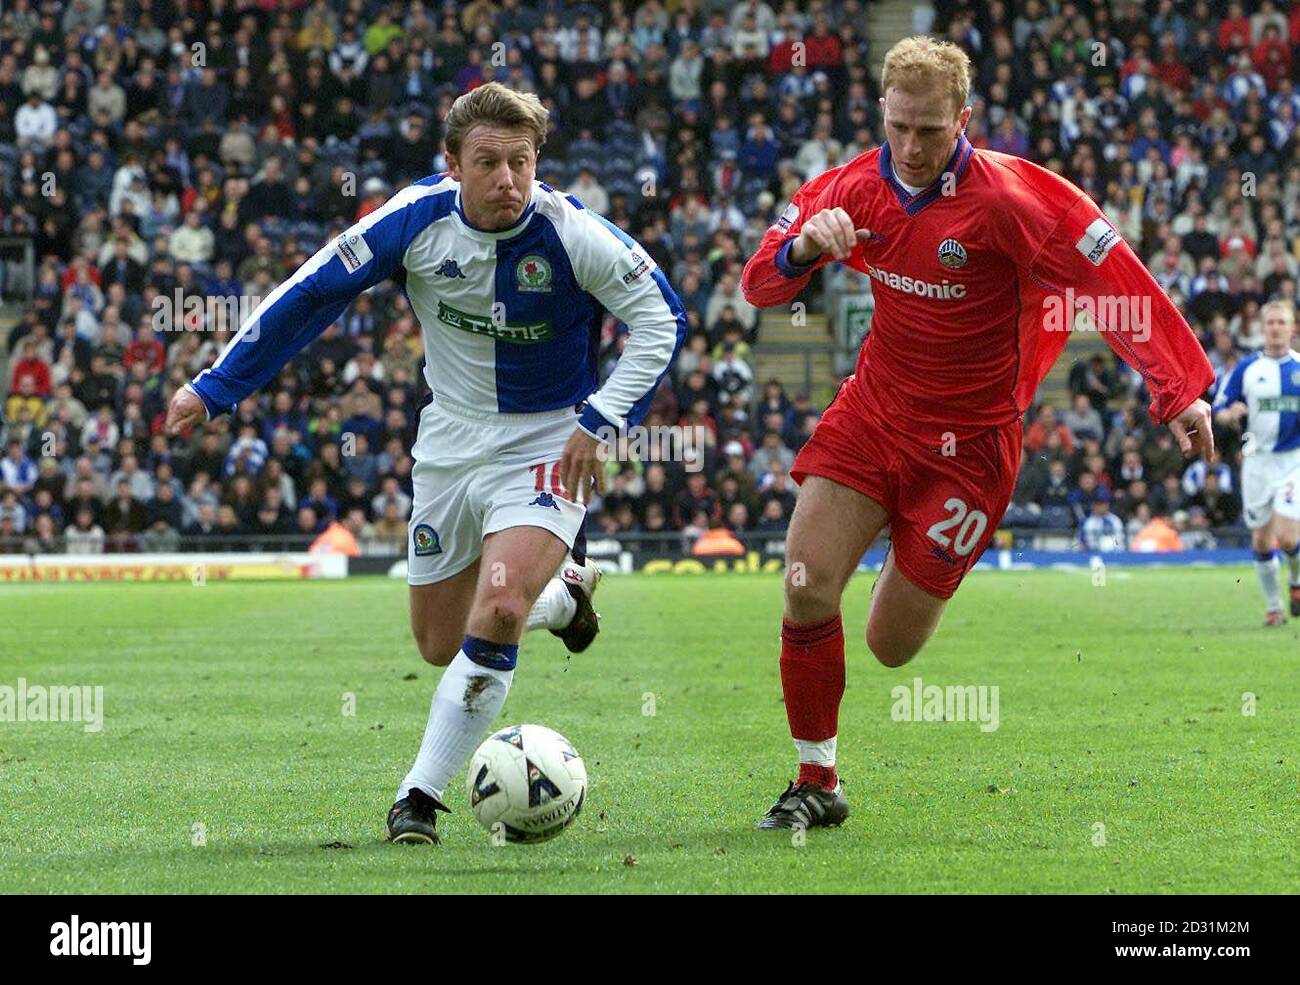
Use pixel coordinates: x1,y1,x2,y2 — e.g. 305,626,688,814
466,724,587,843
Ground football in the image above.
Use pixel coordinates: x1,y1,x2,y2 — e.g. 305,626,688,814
466,724,587,843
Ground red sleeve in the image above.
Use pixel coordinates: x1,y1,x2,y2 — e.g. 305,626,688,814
740,163,861,309
997,165,1214,425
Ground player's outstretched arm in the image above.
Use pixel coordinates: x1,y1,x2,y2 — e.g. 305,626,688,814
1010,176,1216,458
175,186,438,430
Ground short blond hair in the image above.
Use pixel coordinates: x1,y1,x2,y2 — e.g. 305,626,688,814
881,36,971,118
1261,299,1296,323
443,82,549,157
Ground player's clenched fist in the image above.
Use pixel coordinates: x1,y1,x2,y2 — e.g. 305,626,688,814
789,207,874,265
165,386,208,435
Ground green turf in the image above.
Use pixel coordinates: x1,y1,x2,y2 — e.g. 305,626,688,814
1,568,1296,894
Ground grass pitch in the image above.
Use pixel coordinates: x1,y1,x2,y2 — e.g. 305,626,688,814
1,568,1296,894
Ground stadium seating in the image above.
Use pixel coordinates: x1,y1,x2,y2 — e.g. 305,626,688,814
0,0,1280,557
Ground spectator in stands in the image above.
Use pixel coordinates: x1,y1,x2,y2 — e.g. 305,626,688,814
103,478,148,547
1067,353,1115,415
1025,404,1074,455
1061,393,1105,445
1181,455,1234,496
674,472,720,529
567,167,609,215
185,501,219,539
712,340,754,405
756,460,796,515
64,507,105,554
10,339,52,396
1187,470,1241,528
1080,489,1126,552
0,440,37,495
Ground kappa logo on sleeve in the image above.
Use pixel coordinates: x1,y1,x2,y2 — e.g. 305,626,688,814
335,227,374,273
1075,217,1120,266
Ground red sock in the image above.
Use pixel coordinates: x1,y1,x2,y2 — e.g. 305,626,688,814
780,614,845,789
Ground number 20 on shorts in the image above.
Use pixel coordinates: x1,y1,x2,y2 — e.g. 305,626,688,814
926,497,988,556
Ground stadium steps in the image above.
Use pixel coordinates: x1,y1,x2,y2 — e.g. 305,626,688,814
1038,328,1112,409
868,1,924,76
0,302,18,399
754,310,837,403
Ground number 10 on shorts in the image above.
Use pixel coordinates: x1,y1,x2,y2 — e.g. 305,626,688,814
529,462,569,499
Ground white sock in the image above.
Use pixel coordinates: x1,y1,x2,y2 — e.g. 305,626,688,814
1256,552,1282,613
526,578,577,631
1286,547,1300,587
398,647,514,802
794,737,837,766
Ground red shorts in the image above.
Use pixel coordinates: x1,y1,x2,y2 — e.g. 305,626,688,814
790,375,1022,599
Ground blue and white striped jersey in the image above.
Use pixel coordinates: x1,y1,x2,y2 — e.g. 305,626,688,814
189,175,687,437
1080,512,1125,552
1213,350,1300,454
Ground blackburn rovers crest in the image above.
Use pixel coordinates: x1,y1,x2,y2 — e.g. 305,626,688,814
516,255,552,292
412,523,442,556
937,238,968,269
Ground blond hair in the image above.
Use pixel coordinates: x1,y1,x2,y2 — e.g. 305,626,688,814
1261,299,1296,323
443,82,549,157
881,36,971,118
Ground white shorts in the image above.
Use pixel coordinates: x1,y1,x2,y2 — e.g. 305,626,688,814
407,395,587,586
1241,447,1300,530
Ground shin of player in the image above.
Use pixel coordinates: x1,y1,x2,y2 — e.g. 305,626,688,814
398,544,598,814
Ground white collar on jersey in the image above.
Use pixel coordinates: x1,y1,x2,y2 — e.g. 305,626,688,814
452,186,538,241
890,164,926,195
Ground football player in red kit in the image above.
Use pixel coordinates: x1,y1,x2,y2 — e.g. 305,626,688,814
741,36,1217,830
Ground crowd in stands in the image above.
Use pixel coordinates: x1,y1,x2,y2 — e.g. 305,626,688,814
0,0,1296,556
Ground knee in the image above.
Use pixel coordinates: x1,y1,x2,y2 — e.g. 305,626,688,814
473,589,531,640
784,564,843,622
866,624,923,668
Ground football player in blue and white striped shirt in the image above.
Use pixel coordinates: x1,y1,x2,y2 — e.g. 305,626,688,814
165,84,687,843
1214,300,1300,626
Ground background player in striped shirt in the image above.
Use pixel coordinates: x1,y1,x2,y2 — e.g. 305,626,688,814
1214,300,1300,627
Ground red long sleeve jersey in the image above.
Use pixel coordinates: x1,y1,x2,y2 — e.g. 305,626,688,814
742,136,1215,444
